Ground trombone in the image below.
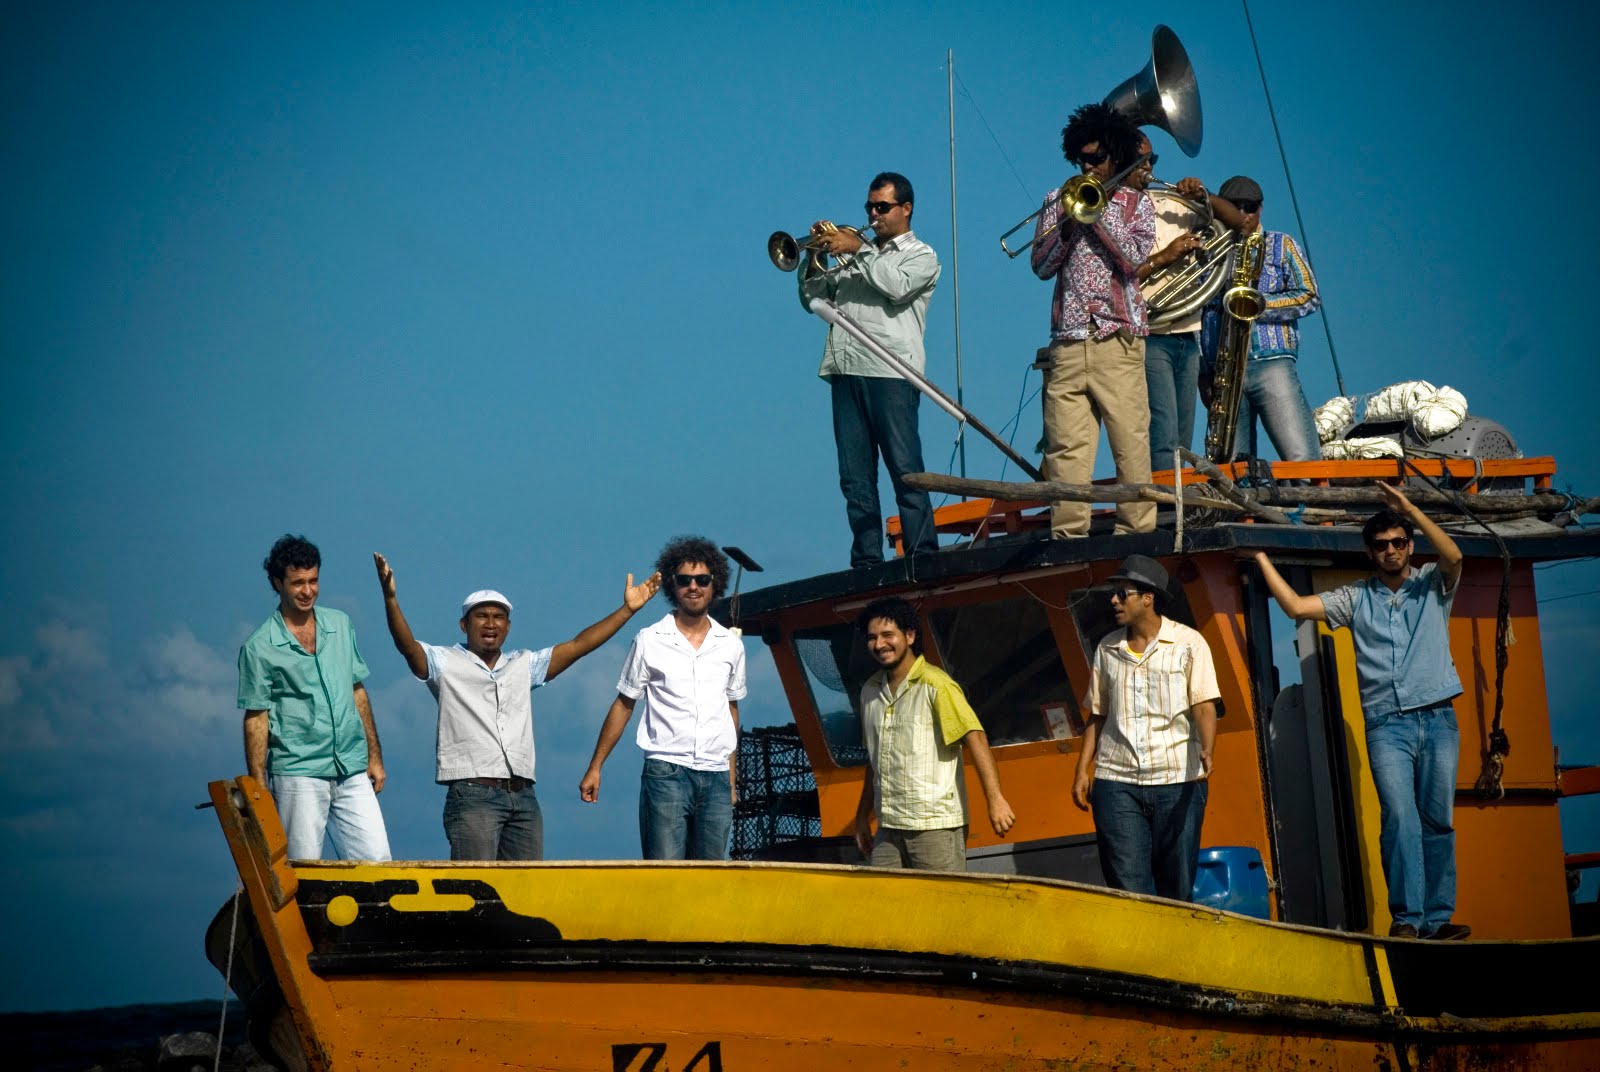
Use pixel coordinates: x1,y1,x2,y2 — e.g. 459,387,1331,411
767,222,871,273
998,153,1151,259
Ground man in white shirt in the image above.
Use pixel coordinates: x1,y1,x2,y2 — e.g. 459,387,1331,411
374,553,659,861
1073,554,1220,901
580,537,747,860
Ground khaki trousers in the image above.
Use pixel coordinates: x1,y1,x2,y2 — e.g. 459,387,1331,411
1041,334,1155,537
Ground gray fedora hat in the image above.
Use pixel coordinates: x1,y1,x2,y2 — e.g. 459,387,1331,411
1107,554,1169,592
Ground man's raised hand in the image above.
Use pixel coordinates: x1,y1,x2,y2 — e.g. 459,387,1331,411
624,571,662,612
1378,481,1416,516
374,552,397,598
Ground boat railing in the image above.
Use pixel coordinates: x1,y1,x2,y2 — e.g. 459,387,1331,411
886,456,1560,553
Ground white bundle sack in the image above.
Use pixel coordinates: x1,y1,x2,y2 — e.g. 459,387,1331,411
1365,380,1469,439
1409,384,1469,439
1322,436,1405,460
1314,396,1356,444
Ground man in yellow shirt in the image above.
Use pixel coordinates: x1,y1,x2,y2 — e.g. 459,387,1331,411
853,597,1016,870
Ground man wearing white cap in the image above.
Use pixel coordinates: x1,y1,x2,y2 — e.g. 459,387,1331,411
374,553,660,860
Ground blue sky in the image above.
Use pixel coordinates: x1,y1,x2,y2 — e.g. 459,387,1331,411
3,2,1596,1011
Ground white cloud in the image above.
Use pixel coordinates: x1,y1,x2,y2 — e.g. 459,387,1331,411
0,655,28,707
0,611,255,756
151,627,235,687
34,620,106,671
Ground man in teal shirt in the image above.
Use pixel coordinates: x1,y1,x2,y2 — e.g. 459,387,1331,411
238,534,391,860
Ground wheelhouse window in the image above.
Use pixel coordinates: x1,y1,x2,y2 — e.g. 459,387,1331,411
793,622,878,767
1068,581,1198,664
926,596,1081,746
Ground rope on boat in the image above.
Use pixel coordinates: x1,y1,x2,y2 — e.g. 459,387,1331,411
1242,0,1347,397
214,883,243,1072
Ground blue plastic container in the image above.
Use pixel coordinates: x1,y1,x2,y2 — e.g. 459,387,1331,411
1190,846,1270,919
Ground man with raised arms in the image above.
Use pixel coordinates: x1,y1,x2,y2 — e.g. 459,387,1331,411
853,596,1015,871
239,534,391,861
374,553,659,861
580,537,747,860
1252,484,1470,940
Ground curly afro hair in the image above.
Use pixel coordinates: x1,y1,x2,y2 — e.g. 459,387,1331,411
1060,102,1142,170
655,535,730,607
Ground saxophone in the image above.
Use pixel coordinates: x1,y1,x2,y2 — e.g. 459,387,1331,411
1203,230,1267,463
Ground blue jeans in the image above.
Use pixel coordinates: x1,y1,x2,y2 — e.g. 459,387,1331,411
1233,356,1321,462
639,759,733,860
442,781,545,861
270,773,391,861
831,375,937,568
1090,778,1208,901
1365,704,1459,933
1144,331,1200,472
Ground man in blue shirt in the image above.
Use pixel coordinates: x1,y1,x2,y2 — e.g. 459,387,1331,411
1254,484,1470,940
238,534,390,861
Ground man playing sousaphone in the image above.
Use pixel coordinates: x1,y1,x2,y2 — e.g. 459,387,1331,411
799,173,941,569
1126,136,1253,472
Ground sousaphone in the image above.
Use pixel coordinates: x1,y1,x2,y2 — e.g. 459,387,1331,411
1105,27,1233,327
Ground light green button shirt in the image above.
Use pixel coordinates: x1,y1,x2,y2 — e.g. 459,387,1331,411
798,230,940,379
237,607,371,778
859,656,982,831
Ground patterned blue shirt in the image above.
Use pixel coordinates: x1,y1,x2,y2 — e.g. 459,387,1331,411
1320,562,1462,720
1201,229,1320,364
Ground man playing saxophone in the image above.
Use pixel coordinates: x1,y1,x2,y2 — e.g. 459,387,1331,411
1032,103,1156,538
1200,176,1323,462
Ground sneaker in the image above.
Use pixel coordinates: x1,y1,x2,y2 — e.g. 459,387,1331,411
1425,922,1472,941
1388,922,1419,938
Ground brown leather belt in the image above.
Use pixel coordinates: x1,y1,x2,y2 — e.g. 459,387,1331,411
458,775,532,791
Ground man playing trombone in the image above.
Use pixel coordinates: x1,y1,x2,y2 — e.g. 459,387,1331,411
799,172,941,569
1032,104,1156,538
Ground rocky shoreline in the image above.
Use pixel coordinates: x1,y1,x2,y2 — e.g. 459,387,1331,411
4,1000,273,1072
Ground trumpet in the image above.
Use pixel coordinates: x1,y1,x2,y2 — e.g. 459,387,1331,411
767,222,871,273
998,153,1150,259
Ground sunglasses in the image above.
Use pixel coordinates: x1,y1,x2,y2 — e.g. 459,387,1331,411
1143,153,1159,169
1108,586,1147,603
1232,200,1262,214
1368,536,1411,551
1077,148,1110,166
674,573,714,588
865,200,902,215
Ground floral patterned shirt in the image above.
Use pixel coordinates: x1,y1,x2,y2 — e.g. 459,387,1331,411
1031,185,1156,341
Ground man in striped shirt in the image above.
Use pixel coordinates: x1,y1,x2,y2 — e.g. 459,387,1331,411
1073,555,1220,900
853,597,1015,870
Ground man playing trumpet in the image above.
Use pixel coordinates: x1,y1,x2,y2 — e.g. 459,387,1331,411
799,172,941,569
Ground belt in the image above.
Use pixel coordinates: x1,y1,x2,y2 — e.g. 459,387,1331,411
457,776,533,791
